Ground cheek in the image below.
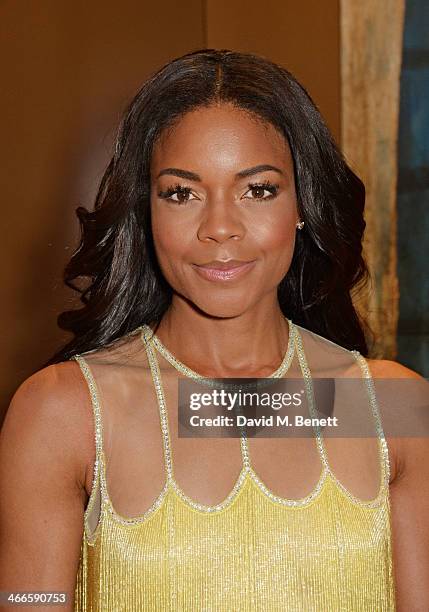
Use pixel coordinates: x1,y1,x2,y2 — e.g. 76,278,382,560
151,207,191,270
252,208,297,257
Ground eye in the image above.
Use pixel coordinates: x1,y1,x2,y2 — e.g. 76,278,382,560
158,184,198,204
242,182,279,201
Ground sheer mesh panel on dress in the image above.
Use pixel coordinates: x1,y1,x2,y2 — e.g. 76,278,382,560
292,323,386,502
76,320,389,538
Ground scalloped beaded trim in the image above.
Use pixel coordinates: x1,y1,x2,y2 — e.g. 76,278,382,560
249,465,329,507
102,466,328,525
170,467,250,513
103,462,387,527
104,477,171,526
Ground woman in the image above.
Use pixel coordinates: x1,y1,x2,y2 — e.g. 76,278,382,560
0,49,428,611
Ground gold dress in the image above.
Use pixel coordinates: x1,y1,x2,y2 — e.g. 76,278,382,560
73,320,396,611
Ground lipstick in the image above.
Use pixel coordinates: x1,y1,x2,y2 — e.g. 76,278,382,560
192,260,256,282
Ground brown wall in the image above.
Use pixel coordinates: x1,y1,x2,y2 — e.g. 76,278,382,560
206,0,340,140
1,1,340,421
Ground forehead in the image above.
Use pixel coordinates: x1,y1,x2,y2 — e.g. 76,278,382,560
151,103,293,175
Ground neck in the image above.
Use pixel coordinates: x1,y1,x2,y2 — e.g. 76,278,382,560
151,299,290,378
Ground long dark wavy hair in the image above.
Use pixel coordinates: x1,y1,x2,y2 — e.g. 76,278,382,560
47,48,372,365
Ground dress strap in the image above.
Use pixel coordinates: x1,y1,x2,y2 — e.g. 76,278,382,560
141,325,252,475
141,327,175,481
238,320,297,472
72,354,109,504
350,350,391,487
294,328,331,472
239,434,252,470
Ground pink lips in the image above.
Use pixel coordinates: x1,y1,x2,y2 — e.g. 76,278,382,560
192,260,256,282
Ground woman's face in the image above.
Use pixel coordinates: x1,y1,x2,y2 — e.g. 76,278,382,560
150,103,299,318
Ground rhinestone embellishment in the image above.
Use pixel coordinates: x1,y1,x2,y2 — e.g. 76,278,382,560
74,321,390,528
140,321,335,512
351,350,391,491
142,317,296,390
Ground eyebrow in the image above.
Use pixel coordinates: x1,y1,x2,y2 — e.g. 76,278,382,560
156,164,284,182
235,164,284,179
157,168,200,181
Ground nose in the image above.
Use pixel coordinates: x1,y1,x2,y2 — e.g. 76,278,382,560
197,198,245,243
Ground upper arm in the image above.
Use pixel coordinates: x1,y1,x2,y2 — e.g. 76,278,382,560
390,435,429,611
0,361,94,611
368,359,429,610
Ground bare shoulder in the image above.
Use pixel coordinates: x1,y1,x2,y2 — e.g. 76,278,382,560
0,362,100,593
5,360,93,433
77,328,149,371
365,357,423,380
365,358,428,484
1,361,95,493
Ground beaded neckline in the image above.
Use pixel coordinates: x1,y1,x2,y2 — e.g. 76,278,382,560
140,317,296,388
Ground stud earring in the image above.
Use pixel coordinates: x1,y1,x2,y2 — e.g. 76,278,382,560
296,221,305,230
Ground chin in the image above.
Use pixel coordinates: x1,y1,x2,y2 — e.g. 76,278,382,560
186,293,254,320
